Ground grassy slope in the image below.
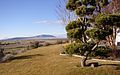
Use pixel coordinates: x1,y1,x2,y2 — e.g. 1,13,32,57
0,44,120,75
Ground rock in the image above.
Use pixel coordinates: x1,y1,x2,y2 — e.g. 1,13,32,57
91,63,95,67
88,62,99,67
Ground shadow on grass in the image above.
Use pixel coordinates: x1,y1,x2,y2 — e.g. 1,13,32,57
12,54,43,60
99,63,120,70
76,62,120,70
100,64,120,66
2,54,44,63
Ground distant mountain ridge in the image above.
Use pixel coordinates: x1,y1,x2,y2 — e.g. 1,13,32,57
0,34,67,41
34,34,55,38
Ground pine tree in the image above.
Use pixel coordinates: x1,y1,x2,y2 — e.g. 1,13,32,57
65,0,111,67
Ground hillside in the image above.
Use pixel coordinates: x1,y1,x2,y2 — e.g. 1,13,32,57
0,44,120,75
0,34,56,41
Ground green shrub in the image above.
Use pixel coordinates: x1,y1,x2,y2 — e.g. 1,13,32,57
64,42,96,56
89,45,112,58
64,43,82,56
64,42,112,58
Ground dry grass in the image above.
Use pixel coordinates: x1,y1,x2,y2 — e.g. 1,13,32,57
0,44,120,75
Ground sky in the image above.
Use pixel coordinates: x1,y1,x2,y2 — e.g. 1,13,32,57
0,0,66,39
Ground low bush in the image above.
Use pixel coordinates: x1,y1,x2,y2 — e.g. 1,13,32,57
89,46,112,58
64,42,112,58
64,43,82,56
0,54,14,62
64,42,96,56
30,41,41,49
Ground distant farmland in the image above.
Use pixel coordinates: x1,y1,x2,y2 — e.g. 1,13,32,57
0,38,68,55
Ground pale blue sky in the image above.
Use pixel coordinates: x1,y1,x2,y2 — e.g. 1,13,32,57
0,0,66,39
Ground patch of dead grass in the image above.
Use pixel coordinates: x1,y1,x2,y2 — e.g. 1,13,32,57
0,44,120,75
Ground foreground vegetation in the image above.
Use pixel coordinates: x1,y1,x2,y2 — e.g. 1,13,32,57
65,0,120,67
0,44,120,75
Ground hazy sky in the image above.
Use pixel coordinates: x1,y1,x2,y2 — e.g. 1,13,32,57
0,0,66,39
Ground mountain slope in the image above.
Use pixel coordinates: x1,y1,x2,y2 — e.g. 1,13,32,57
0,34,56,41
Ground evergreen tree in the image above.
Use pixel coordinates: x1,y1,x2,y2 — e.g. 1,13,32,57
65,0,111,67
95,14,120,57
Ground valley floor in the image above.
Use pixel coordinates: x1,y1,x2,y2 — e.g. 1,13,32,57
0,44,120,75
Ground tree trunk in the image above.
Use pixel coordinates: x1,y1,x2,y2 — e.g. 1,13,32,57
81,51,89,67
80,43,99,67
81,57,87,67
